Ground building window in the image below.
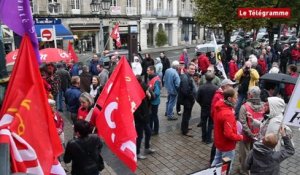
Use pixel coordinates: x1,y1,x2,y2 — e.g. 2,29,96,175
146,0,152,11
48,0,57,3
167,0,172,11
70,0,80,9
181,0,185,10
111,0,117,6
127,0,132,7
157,0,163,10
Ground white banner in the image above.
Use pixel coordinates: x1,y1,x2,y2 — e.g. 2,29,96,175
284,77,300,127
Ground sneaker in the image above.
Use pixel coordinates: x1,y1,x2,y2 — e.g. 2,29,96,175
144,148,156,154
168,116,178,121
137,153,147,160
177,111,182,115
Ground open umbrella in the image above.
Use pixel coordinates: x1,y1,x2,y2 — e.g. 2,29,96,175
39,48,71,63
5,49,19,66
260,73,298,84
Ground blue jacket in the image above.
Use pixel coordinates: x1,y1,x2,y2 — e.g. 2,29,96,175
150,80,161,106
163,68,180,95
65,86,82,113
89,60,99,76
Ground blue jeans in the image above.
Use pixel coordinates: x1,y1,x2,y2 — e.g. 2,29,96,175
211,149,235,173
166,94,177,118
56,90,65,111
235,93,247,118
150,105,159,134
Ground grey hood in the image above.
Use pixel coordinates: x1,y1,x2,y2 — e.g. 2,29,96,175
252,141,273,159
268,97,285,118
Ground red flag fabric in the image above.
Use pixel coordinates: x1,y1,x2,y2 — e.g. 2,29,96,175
95,56,145,172
0,35,63,174
68,41,79,63
110,23,122,48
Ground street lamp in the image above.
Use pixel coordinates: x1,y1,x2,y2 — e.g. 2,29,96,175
90,0,111,54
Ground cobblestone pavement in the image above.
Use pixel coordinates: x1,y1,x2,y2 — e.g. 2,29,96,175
61,87,300,175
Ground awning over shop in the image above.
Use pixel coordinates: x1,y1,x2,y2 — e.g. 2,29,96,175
35,24,73,41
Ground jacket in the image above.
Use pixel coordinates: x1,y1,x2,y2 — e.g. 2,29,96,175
239,99,264,141
234,68,259,90
134,82,151,124
229,60,238,80
56,68,71,91
163,67,180,95
245,136,295,175
197,54,210,74
259,97,292,151
211,88,223,120
285,72,298,97
161,56,170,75
258,59,267,75
89,59,99,76
148,75,161,105
80,72,92,93
196,82,218,110
214,100,243,152
178,73,196,106
65,86,82,113
64,134,103,175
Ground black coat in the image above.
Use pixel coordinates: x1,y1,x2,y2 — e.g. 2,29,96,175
64,134,103,175
134,82,151,124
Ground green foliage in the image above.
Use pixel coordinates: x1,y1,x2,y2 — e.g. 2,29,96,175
193,0,300,44
155,28,168,47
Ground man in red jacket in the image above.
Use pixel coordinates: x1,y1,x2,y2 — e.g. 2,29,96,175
197,52,210,75
211,87,243,171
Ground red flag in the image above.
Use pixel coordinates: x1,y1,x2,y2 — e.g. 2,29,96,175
95,56,145,172
0,35,63,174
110,23,122,48
68,41,79,63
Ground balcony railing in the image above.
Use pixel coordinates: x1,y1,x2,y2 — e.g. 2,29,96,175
144,9,173,17
180,10,193,17
126,7,137,16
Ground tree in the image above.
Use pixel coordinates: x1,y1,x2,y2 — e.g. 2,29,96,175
155,27,168,47
194,0,300,46
194,0,267,45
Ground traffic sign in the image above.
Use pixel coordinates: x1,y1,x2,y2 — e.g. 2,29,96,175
41,28,54,41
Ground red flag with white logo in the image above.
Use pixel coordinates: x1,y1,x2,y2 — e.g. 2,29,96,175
68,41,79,63
0,35,64,175
95,56,145,172
110,23,122,48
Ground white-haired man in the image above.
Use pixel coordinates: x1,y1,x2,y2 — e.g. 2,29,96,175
238,86,265,175
164,61,181,120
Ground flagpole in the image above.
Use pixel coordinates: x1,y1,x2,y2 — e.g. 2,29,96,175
53,25,57,48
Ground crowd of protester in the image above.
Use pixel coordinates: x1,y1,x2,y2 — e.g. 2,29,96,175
41,39,299,174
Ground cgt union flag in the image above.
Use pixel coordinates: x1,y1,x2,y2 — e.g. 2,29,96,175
110,23,122,48
95,56,145,172
0,35,64,175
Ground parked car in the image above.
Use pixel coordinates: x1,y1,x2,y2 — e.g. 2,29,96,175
279,35,298,45
195,43,222,55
